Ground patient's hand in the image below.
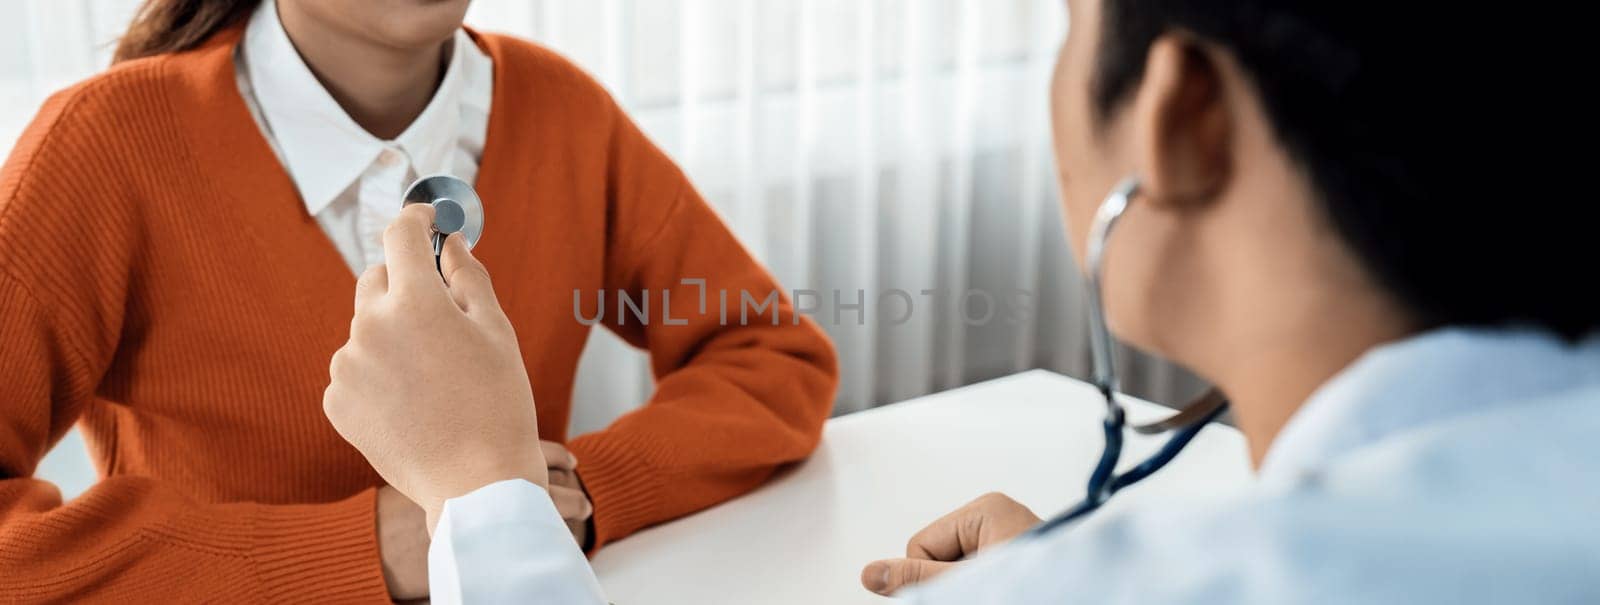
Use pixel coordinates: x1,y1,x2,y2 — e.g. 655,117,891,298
541,440,595,546
376,485,430,599
323,204,548,533
861,492,1041,596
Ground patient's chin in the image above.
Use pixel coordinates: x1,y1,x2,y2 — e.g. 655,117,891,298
370,2,471,49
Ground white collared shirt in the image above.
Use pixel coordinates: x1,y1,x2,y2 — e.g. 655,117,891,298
424,327,1600,603
235,0,492,274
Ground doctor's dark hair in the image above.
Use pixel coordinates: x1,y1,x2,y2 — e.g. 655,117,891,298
115,0,260,63
1090,2,1595,341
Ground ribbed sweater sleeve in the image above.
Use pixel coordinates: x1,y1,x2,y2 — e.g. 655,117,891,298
0,73,389,603
565,95,840,549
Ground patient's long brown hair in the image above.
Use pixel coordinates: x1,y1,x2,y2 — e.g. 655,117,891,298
113,0,261,63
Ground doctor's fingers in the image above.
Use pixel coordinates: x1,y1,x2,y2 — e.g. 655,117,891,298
861,557,957,596
381,204,448,296
905,492,1038,561
439,232,507,321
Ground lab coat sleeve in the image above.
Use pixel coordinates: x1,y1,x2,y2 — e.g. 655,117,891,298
429,479,608,605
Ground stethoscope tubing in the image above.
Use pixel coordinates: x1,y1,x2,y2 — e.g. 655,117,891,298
1027,400,1227,537
1025,176,1230,538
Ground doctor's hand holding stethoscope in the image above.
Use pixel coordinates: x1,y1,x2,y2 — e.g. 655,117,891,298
323,203,555,532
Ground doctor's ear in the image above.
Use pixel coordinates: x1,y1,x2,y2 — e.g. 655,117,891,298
1129,35,1232,209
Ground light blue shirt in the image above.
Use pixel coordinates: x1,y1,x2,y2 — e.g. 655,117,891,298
915,327,1600,603
428,328,1600,603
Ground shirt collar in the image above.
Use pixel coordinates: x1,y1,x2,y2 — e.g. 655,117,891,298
1258,327,1600,482
242,0,472,215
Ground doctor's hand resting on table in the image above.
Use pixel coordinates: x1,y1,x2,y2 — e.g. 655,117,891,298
860,493,1040,594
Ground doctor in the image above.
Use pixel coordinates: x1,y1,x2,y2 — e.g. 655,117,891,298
322,0,1597,602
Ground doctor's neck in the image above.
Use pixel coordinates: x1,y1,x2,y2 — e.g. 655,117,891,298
1212,303,1413,468
276,3,454,140
1181,239,1416,468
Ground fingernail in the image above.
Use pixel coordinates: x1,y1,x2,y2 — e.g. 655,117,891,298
862,562,889,593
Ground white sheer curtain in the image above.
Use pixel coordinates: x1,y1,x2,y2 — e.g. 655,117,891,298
464,0,1101,429
6,0,1202,496
458,0,1200,430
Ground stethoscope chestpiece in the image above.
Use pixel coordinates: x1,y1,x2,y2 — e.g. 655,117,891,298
402,174,485,250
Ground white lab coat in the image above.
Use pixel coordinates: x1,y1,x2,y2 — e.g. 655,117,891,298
427,328,1600,603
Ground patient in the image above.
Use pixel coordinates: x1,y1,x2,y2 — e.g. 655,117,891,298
319,0,1595,603
0,0,835,601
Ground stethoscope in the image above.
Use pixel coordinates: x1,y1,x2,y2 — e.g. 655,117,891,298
402,174,486,269
1027,176,1230,537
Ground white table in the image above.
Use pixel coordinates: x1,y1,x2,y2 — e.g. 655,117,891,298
590,370,1254,604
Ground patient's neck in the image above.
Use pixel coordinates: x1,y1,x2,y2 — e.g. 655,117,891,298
276,6,452,139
